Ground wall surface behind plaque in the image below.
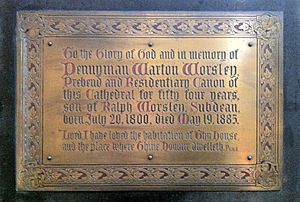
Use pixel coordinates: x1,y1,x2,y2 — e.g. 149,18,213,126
0,0,299,201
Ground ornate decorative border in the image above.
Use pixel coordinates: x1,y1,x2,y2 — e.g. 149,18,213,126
16,12,282,191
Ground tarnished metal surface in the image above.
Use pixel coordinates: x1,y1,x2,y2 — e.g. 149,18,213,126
16,11,283,191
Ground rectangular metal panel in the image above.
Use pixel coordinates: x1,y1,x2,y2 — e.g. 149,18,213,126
16,11,283,191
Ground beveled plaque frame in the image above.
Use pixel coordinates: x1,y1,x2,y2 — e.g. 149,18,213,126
16,11,283,191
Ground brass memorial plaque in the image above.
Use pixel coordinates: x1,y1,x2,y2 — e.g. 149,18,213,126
16,11,283,191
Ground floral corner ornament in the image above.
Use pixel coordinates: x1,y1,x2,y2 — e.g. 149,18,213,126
19,13,45,39
255,14,281,40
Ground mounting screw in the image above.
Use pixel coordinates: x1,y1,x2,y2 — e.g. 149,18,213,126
148,41,153,47
48,41,53,46
47,155,52,160
247,155,253,161
248,42,253,47
148,154,153,160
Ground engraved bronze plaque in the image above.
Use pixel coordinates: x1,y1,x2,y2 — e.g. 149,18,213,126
16,11,283,191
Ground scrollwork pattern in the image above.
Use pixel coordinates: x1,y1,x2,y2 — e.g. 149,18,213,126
44,166,255,185
256,14,281,188
42,17,256,36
